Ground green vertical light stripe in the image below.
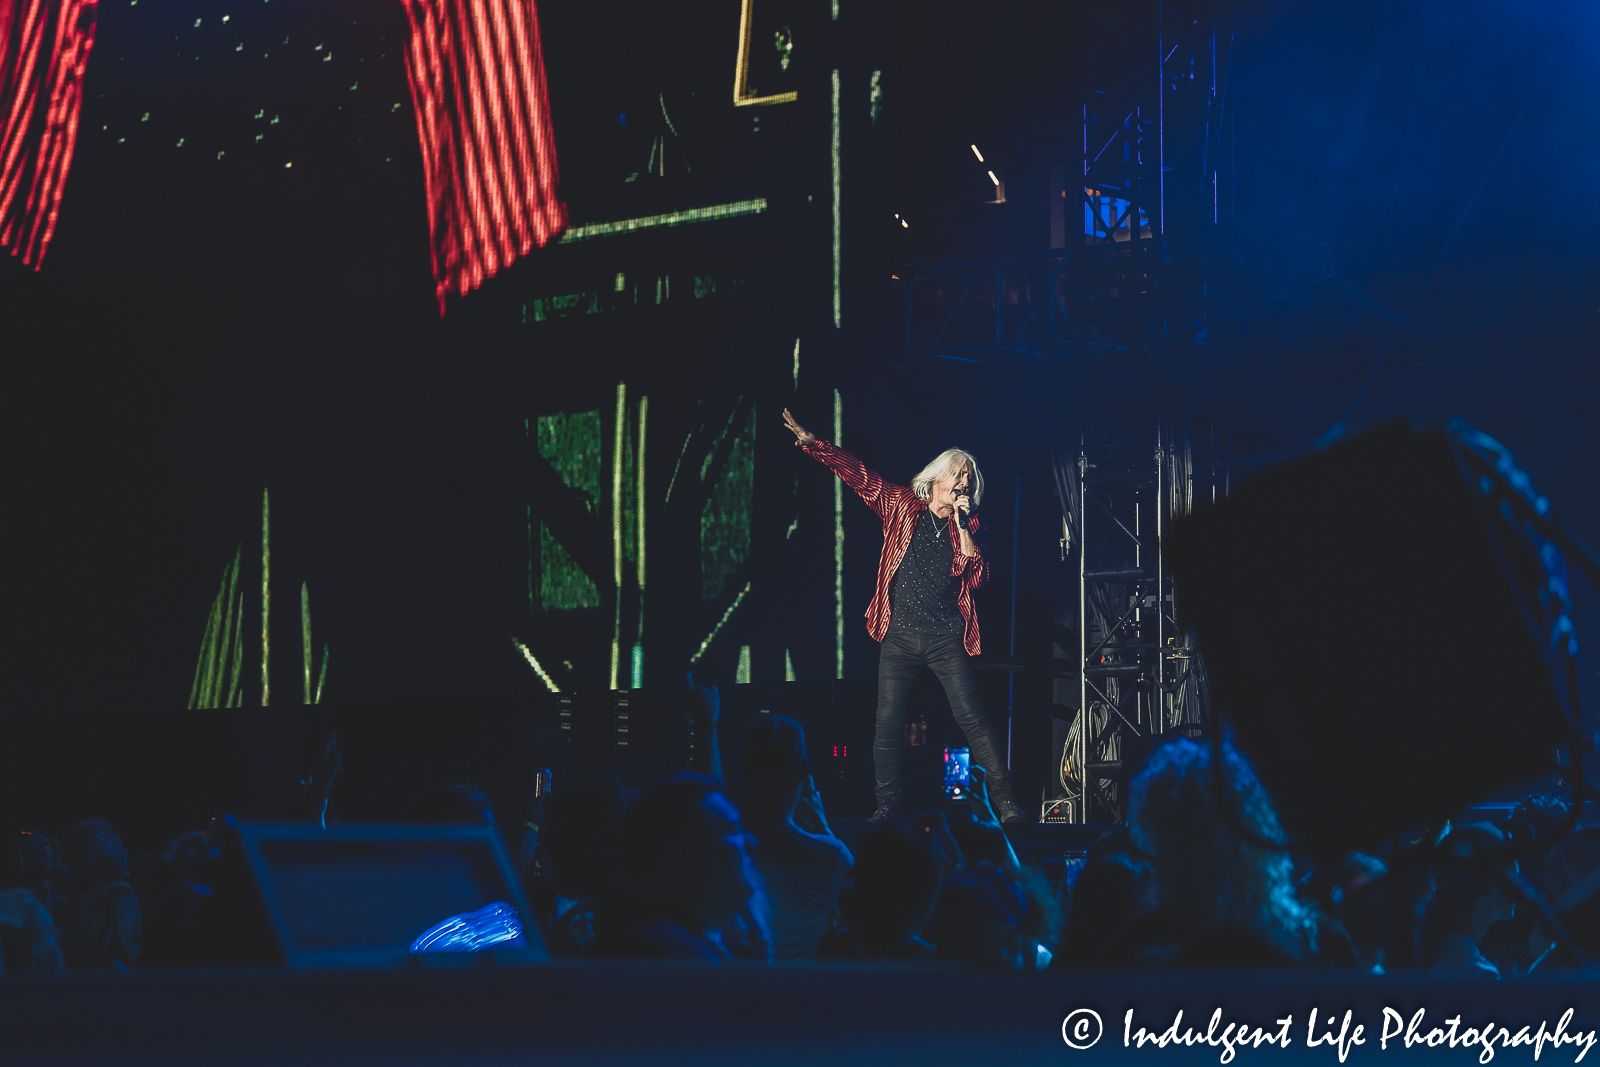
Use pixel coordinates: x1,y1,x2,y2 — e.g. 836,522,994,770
315,643,328,703
301,582,312,704
215,547,240,708
186,604,213,709
611,382,626,689
834,389,844,679
831,70,841,328
785,648,796,682
188,549,242,710
226,589,245,707
261,489,270,706
736,645,751,684
201,592,222,708
635,395,647,688
191,582,221,710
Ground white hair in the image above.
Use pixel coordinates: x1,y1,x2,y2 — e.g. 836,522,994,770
912,448,984,506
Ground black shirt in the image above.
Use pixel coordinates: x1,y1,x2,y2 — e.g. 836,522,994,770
887,509,964,635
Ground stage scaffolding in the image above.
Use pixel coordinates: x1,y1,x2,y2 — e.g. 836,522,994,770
899,0,1236,824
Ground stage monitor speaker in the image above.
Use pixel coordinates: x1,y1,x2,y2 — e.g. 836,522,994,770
235,822,545,967
1164,419,1580,855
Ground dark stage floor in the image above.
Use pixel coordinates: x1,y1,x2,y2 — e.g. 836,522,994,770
5,960,1598,1065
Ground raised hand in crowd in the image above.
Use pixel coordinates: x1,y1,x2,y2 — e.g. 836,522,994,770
685,671,723,782
298,730,343,828
792,775,834,839
964,764,1021,871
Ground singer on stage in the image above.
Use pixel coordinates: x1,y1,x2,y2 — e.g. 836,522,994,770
782,408,1026,825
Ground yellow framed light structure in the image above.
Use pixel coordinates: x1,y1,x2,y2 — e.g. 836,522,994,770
733,0,799,107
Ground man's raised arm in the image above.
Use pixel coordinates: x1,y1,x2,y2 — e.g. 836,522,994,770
781,407,901,521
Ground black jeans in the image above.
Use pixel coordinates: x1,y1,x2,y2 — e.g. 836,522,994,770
874,629,1015,812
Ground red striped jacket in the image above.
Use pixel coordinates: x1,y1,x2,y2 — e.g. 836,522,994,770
803,438,989,655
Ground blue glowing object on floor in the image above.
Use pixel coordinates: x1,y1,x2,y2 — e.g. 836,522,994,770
409,901,527,954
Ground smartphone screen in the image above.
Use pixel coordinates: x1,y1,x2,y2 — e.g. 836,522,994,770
943,746,971,801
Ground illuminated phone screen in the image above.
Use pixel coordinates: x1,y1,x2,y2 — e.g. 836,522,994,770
943,746,971,801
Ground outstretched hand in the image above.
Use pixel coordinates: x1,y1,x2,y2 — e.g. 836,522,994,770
782,408,815,446
965,764,1001,826
684,671,724,782
685,671,721,726
793,775,834,838
964,764,1022,869
298,730,343,828
546,898,596,956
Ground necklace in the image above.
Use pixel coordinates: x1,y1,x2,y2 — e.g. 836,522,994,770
929,510,950,537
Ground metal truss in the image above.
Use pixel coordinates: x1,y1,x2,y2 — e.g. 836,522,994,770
895,0,1236,824
1058,421,1205,823
897,241,1170,365
901,255,1078,361
1049,0,1234,824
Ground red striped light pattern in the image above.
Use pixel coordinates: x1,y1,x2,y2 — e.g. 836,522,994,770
400,0,566,313
0,0,98,268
